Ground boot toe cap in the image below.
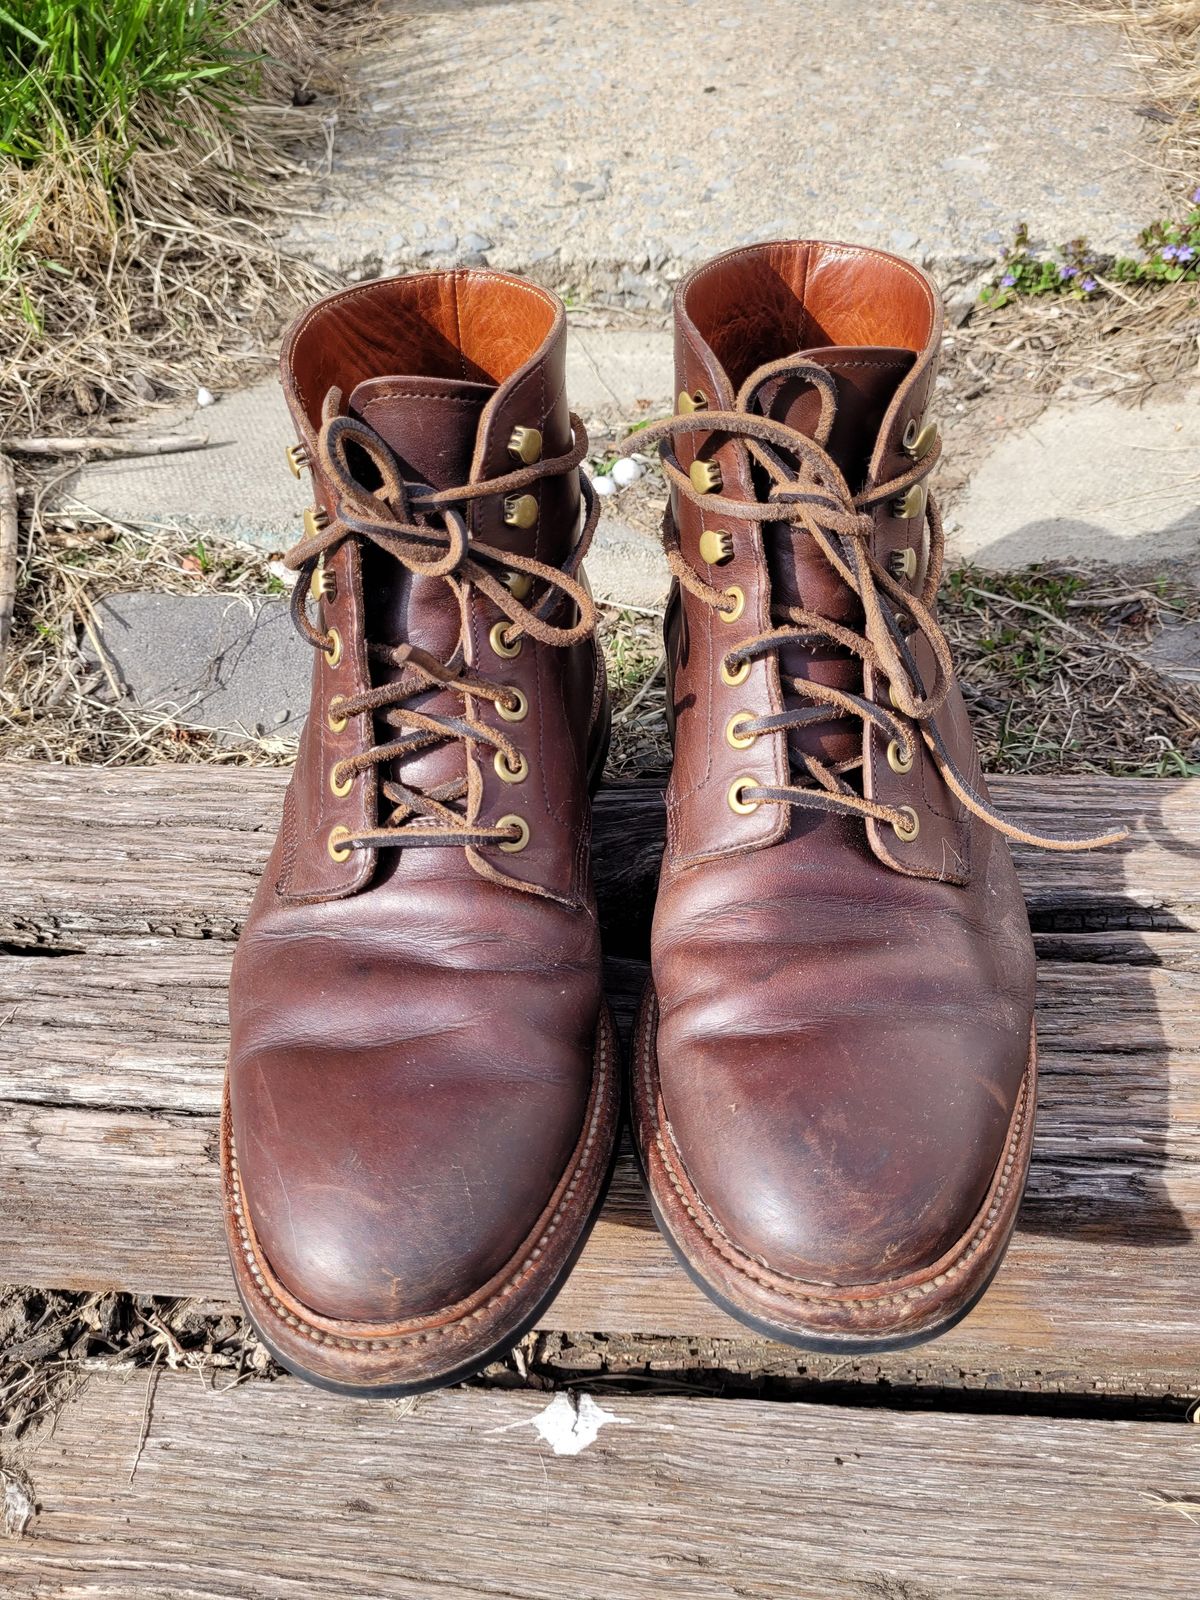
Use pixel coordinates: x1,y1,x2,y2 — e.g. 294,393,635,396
658,1016,1029,1288
231,1050,586,1324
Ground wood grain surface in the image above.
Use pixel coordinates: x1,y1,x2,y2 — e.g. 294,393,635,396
6,1369,1200,1598
1,761,1198,1397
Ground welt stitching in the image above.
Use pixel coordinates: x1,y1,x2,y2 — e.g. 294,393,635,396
641,993,1028,1309
231,1018,612,1351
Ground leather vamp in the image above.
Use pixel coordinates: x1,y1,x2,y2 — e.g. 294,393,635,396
653,812,1034,1286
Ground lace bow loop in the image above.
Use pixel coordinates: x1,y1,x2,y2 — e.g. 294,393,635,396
619,358,1125,855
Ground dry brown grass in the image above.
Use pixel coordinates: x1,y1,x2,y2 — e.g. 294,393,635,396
0,3,379,436
1055,1,1200,191
945,276,1199,411
0,1286,272,1448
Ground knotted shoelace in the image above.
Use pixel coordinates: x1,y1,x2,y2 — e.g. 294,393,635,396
285,391,599,853
621,355,1124,852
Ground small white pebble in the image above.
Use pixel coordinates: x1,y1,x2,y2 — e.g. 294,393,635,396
196,386,216,407
592,474,616,497
611,457,643,488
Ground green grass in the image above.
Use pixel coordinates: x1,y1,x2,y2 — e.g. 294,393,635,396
0,1,260,163
0,1,342,430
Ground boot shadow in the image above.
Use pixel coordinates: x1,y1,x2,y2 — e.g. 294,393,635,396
1017,778,1195,1247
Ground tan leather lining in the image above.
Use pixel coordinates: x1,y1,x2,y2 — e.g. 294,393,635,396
283,270,561,433
680,241,936,393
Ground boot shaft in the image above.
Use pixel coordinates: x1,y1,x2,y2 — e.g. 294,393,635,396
661,240,960,876
274,269,604,905
282,269,580,565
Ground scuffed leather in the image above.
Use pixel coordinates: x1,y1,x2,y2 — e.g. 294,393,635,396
651,241,1037,1299
653,813,1033,1285
228,270,608,1329
231,842,600,1320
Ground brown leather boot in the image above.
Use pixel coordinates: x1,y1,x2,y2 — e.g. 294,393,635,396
223,270,619,1394
622,241,1120,1350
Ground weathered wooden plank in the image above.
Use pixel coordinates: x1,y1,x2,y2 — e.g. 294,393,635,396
4,1100,1198,1395
4,936,1197,1126
7,1370,1199,1598
0,937,1198,1393
2,761,1199,1395
1,762,1198,941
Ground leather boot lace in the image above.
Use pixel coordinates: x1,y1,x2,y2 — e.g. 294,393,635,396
622,355,1124,852
286,391,599,853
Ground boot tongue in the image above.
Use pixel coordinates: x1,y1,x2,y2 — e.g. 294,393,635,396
344,373,497,806
755,345,915,772
756,345,914,492
348,374,493,490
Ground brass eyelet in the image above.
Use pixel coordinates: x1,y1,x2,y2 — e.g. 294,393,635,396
887,678,913,711
508,425,543,465
892,484,927,521
489,621,523,659
324,628,343,668
309,562,335,604
504,493,538,530
893,805,920,842
286,443,309,478
903,419,939,460
496,687,528,723
886,738,914,775
327,696,348,733
303,505,330,539
329,764,354,798
504,570,533,602
728,776,760,815
497,814,530,853
726,712,756,750
698,528,734,566
720,655,751,687
494,748,528,784
690,459,724,495
327,824,352,862
719,586,745,623
678,389,709,414
891,546,918,581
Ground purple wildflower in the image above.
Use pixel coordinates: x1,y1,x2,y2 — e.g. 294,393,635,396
1162,244,1180,262
1000,272,1016,287
1177,245,1195,263
1059,264,1078,280
1081,276,1098,292
1192,186,1200,203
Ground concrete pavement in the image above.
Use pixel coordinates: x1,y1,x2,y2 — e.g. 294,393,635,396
276,0,1162,299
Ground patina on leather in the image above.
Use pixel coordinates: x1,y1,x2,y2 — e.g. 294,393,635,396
624,241,1120,1348
222,269,618,1394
